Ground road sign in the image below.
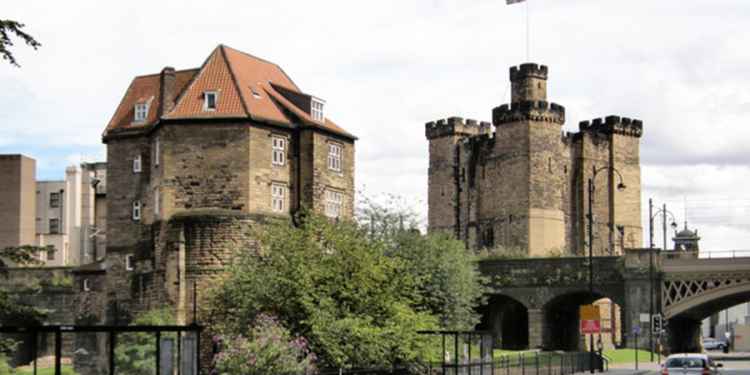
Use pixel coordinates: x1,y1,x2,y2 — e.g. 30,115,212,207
581,319,601,334
640,313,650,323
580,305,600,321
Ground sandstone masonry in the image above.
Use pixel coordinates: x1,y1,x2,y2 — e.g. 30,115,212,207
426,63,642,256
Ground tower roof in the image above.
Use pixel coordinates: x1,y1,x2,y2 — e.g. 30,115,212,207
103,44,355,140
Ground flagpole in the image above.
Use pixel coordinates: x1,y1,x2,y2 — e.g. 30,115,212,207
526,0,530,62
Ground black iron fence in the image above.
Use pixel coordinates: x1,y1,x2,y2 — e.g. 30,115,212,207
423,351,606,375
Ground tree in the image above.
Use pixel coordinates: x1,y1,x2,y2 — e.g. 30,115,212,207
207,213,438,369
0,19,41,67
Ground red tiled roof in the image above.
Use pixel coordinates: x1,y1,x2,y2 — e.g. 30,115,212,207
104,45,355,140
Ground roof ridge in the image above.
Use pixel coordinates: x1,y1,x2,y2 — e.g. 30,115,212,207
220,45,251,118
220,43,301,91
134,68,200,79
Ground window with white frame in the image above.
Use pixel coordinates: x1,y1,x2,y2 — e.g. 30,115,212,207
325,189,343,218
133,155,142,173
132,200,141,221
272,136,286,166
153,189,160,218
153,137,160,167
311,98,325,121
328,143,342,172
83,278,91,292
204,91,218,111
134,103,149,122
271,184,286,213
125,254,135,271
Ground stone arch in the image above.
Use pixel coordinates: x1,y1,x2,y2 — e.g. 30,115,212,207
542,289,622,351
476,294,529,349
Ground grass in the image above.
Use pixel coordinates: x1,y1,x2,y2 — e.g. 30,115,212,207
14,365,78,375
603,348,658,364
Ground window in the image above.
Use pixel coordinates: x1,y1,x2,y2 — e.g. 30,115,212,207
134,103,149,122
50,192,61,208
153,189,160,218
153,138,160,167
328,143,342,172
204,91,218,111
311,98,325,121
133,155,142,173
271,184,286,213
325,190,343,218
125,254,135,271
49,218,60,234
82,278,91,292
132,200,141,221
272,136,286,166
47,247,55,261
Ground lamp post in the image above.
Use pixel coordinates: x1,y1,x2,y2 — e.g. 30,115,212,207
588,165,626,373
647,199,678,362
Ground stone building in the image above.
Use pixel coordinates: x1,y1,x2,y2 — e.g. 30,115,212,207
99,44,356,325
426,63,643,256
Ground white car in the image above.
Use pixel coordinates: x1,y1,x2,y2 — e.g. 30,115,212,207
661,353,723,375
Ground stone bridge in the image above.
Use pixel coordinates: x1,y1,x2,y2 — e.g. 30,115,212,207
477,249,750,353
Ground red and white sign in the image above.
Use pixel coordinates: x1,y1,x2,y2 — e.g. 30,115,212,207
580,319,601,334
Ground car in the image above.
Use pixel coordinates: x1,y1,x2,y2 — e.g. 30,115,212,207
661,353,723,375
702,337,727,351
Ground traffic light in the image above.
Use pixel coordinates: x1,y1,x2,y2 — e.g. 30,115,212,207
652,314,665,335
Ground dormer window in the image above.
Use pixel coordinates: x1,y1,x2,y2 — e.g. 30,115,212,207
204,91,218,111
134,103,149,122
311,98,325,121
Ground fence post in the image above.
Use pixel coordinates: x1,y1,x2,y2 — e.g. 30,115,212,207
535,353,539,375
521,353,525,375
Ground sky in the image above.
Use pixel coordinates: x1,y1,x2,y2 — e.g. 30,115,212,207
2,0,750,251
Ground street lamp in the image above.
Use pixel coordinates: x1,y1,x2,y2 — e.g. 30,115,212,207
647,200,678,362
587,165,626,373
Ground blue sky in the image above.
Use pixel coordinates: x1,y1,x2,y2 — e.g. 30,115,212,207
3,0,750,250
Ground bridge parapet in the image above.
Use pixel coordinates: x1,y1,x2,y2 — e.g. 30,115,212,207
478,256,623,288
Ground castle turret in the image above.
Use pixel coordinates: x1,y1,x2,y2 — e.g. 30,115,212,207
510,63,548,103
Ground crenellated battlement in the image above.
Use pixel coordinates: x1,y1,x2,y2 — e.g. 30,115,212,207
425,116,493,140
492,100,565,126
510,63,548,82
579,115,643,138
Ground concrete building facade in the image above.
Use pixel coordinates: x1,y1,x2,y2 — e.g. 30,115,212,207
0,155,106,266
426,63,643,256
0,155,37,251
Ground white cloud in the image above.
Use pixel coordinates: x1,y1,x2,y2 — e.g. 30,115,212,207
3,0,750,249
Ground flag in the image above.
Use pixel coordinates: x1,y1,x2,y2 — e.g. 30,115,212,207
507,0,526,4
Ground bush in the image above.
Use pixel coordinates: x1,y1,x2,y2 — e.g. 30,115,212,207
213,314,315,375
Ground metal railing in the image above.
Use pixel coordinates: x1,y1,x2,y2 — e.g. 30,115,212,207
423,351,606,375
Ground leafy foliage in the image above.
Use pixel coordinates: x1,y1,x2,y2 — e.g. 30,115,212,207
390,232,488,330
114,308,175,375
0,20,40,67
207,213,438,369
213,314,315,375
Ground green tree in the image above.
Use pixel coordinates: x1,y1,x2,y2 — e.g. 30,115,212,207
391,232,488,330
114,308,175,375
0,20,40,67
207,213,438,369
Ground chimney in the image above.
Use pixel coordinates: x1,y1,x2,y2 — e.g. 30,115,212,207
159,66,177,116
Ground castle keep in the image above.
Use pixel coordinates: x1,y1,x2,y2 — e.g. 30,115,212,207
426,63,642,256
